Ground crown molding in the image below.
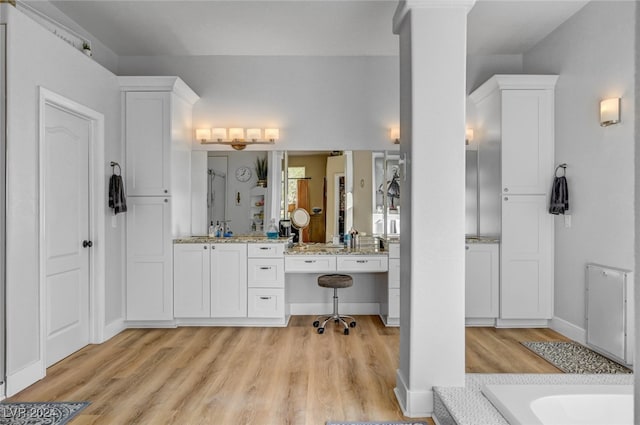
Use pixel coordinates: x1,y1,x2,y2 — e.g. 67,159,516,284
393,0,477,35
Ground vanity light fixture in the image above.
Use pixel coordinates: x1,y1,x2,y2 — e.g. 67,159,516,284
390,127,400,144
264,128,280,142
246,128,262,141
195,128,212,143
212,128,227,141
465,128,474,145
600,98,621,127
198,127,279,150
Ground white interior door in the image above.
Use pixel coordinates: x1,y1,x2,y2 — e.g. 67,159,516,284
44,104,90,367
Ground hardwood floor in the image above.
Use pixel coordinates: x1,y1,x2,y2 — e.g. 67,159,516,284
465,326,570,373
8,318,568,425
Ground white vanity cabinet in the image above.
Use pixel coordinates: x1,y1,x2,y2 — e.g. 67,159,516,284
173,243,211,318
210,243,248,318
247,243,286,319
381,242,400,326
465,243,499,320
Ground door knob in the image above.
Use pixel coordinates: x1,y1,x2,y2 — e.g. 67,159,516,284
82,240,93,248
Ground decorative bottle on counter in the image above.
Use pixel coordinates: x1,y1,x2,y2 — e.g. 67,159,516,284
266,218,279,239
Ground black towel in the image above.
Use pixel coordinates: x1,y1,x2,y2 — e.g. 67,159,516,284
549,176,569,215
109,174,127,214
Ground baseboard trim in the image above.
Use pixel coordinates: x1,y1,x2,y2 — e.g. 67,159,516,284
551,316,586,344
125,320,178,328
465,318,496,327
379,314,399,327
0,383,5,401
394,369,433,418
289,302,380,315
175,316,290,327
495,318,550,328
6,361,44,397
103,318,126,342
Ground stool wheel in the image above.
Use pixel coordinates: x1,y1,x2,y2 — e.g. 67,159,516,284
317,327,325,334
344,328,349,335
312,320,320,328
349,321,356,328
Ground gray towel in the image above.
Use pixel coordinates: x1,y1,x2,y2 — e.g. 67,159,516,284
109,174,127,214
549,176,568,215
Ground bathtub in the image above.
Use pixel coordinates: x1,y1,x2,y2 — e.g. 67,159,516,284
482,384,633,425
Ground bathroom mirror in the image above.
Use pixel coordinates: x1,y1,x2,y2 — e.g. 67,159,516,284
281,150,401,242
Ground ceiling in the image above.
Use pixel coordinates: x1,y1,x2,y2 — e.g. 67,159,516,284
50,0,589,57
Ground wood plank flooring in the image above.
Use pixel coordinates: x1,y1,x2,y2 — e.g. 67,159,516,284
8,318,568,425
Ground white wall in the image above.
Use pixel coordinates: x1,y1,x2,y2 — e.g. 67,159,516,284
21,0,119,73
523,1,636,334
118,55,399,152
3,5,123,394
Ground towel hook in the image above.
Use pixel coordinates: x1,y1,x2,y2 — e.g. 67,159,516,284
555,163,567,178
110,161,121,176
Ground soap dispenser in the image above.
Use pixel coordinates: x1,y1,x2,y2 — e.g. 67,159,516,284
208,221,215,238
267,218,279,239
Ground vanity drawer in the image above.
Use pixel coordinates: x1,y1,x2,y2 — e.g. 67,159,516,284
247,243,285,258
248,288,285,318
248,259,284,288
388,258,400,288
336,256,388,273
285,256,337,273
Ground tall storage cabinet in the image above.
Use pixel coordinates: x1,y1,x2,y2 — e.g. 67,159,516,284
470,75,557,323
121,76,199,322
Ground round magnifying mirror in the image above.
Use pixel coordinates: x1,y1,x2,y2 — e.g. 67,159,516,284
291,208,311,244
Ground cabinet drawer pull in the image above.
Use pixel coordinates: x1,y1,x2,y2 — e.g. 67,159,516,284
465,246,469,250
259,266,272,270
304,260,316,263
504,188,508,192
259,296,272,300
259,247,271,250
504,197,509,201
164,199,168,203
210,246,215,250
204,246,208,250
356,260,368,264
164,189,168,193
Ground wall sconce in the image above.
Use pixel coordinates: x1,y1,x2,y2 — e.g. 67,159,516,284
390,127,400,144
197,127,279,150
600,98,621,127
195,128,211,143
465,128,474,146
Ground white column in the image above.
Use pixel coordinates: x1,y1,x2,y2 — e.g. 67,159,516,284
393,0,474,417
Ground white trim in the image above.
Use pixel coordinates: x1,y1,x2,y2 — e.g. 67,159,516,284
394,368,433,418
118,76,199,105
288,302,379,316
495,318,550,328
6,361,43,397
465,318,497,327
38,87,106,373
468,75,559,104
124,321,177,329
393,0,476,35
379,314,400,327
551,316,586,344
103,319,127,342
176,316,291,327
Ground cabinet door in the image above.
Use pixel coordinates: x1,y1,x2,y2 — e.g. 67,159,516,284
501,89,553,195
174,244,210,317
126,197,173,320
465,244,499,318
125,92,171,196
210,244,248,318
501,195,553,319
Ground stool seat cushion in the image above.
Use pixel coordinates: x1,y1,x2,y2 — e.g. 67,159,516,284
318,274,353,289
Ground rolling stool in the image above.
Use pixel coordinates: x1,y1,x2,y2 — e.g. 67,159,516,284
313,274,356,335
